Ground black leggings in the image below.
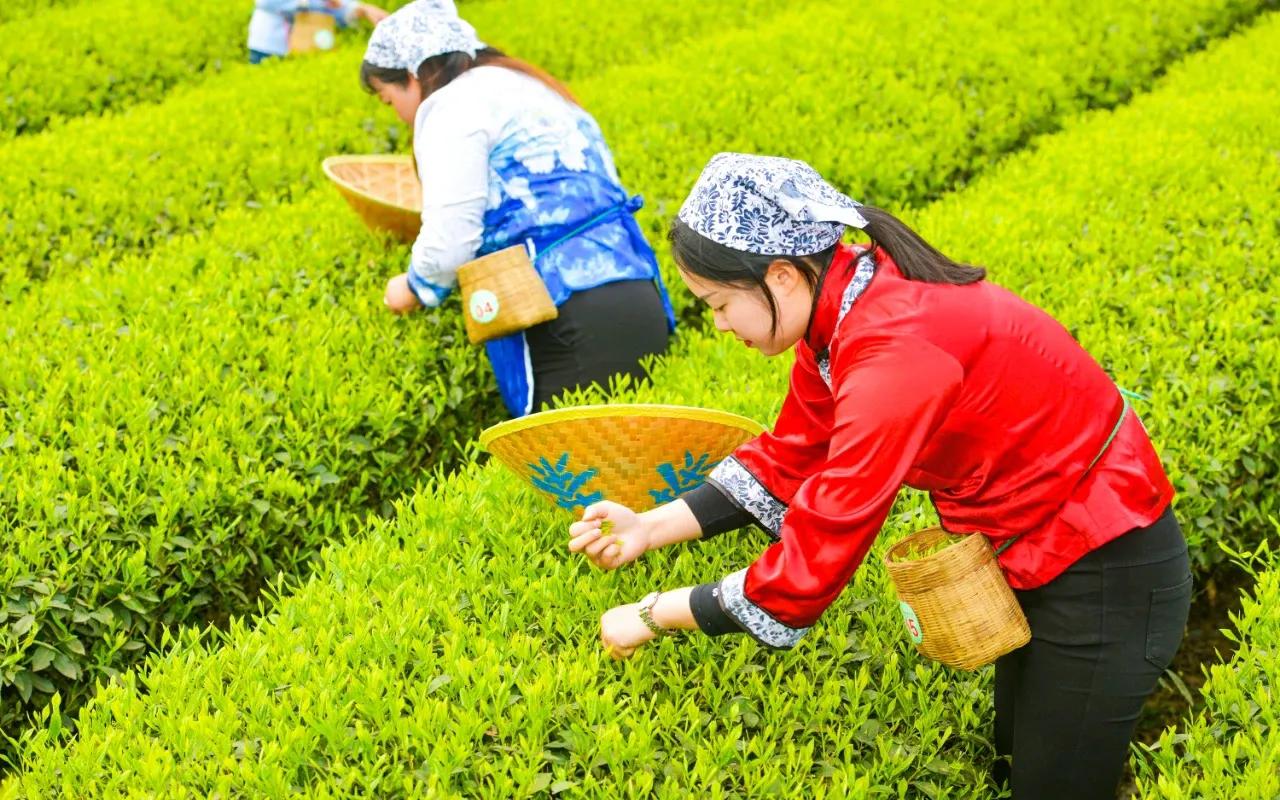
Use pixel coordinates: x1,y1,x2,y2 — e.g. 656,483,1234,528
993,506,1192,799
525,279,670,412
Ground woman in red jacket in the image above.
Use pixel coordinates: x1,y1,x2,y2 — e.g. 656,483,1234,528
567,153,1193,798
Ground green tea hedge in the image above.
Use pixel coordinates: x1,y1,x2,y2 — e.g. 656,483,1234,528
1135,540,1279,799
0,0,789,141
0,0,244,138
3,462,996,797
2,0,1269,293
0,0,79,25
619,6,1280,575
0,190,503,746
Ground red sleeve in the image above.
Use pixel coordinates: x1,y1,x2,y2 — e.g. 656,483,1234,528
706,344,834,537
714,335,963,648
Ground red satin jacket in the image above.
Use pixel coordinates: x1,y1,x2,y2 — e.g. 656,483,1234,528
709,243,1173,641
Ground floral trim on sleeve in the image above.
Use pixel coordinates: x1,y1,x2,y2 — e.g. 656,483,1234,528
708,456,786,538
719,568,809,648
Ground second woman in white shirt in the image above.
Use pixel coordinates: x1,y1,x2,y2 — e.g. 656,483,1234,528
360,0,674,417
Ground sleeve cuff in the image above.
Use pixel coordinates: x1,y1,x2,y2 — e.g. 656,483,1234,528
706,456,786,540
717,569,809,649
683,482,755,540
691,572,811,648
405,269,452,308
689,582,743,637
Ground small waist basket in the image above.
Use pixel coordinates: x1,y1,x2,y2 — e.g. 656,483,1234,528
884,527,1031,670
288,11,336,54
457,245,558,344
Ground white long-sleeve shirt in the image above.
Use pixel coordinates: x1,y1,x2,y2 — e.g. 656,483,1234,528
400,65,674,418
404,65,626,307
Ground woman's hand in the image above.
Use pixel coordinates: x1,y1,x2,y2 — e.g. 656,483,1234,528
568,501,651,570
383,273,419,314
599,603,656,660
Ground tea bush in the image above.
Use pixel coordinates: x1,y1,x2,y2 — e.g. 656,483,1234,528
0,0,794,141
0,190,502,744
1134,538,1279,799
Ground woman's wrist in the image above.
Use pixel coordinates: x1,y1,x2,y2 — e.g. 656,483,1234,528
641,500,703,552
638,509,666,551
649,587,698,632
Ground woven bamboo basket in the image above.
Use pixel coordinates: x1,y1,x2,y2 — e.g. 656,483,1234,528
457,245,558,344
321,155,422,243
479,404,765,513
884,527,1031,670
288,11,336,55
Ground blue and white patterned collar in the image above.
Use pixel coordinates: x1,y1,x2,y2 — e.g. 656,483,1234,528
811,246,877,387
677,153,868,256
806,244,878,353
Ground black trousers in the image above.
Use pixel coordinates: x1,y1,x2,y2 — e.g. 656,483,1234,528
993,506,1192,799
525,279,670,413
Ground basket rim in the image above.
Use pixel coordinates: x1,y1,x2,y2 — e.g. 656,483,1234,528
478,403,766,450
885,527,999,593
884,526,980,564
321,155,419,215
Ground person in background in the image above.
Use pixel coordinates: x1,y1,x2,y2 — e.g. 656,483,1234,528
363,0,674,417
248,0,387,64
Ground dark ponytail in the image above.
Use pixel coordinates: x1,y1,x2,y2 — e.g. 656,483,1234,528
858,205,986,284
360,47,579,107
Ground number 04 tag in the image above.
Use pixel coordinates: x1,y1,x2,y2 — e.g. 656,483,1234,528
469,289,500,324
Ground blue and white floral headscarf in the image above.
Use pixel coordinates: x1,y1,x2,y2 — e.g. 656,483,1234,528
677,153,868,256
363,0,484,73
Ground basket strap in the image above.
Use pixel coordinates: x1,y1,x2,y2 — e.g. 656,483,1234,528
529,195,643,263
993,389,1134,557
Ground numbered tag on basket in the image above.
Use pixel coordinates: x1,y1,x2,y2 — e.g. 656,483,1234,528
469,290,500,324
900,600,924,644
